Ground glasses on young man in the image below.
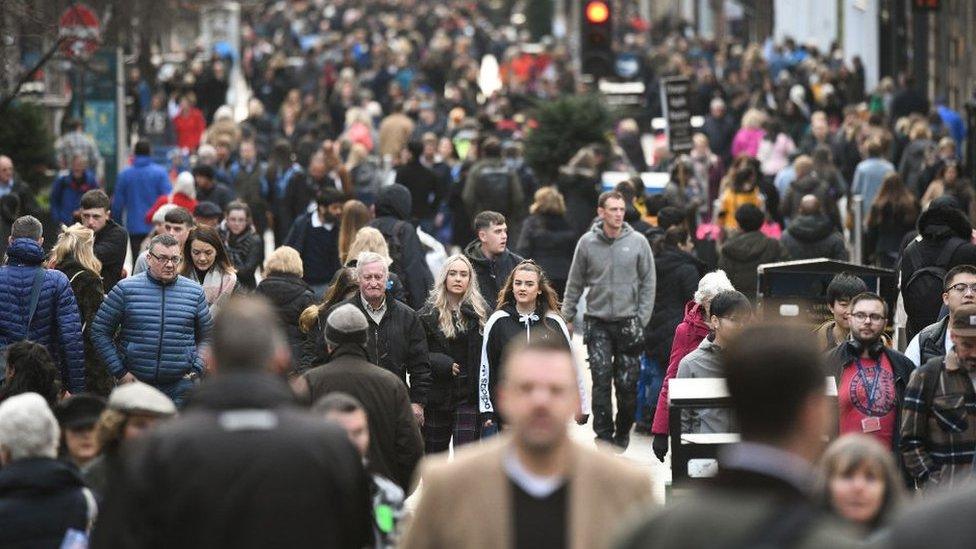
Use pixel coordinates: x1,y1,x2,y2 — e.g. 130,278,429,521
850,312,886,324
946,282,976,295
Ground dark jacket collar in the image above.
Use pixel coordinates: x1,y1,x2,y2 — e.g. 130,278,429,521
329,343,370,361
184,372,298,411
826,341,915,384
0,457,85,493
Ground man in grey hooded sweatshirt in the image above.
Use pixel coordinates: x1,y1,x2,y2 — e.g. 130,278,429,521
562,190,655,450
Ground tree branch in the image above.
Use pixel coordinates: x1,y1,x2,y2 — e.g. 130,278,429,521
0,35,67,112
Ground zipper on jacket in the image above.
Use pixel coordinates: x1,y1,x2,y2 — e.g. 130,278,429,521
155,283,166,385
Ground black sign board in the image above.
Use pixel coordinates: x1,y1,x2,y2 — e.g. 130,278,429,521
659,76,693,154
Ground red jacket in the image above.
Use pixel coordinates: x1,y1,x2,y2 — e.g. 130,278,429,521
173,108,206,150
652,301,711,435
145,192,198,225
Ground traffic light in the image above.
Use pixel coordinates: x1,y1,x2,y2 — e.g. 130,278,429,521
580,0,612,79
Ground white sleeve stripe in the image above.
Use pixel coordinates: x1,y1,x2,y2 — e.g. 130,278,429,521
548,312,591,415
479,311,509,413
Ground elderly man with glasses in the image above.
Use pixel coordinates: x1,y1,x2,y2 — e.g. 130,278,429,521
826,292,914,451
905,264,976,367
91,233,213,406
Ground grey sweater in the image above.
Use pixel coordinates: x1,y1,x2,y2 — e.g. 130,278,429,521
561,221,655,326
676,336,736,434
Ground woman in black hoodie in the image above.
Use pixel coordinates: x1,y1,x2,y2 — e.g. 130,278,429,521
417,254,487,453
516,186,577,298
255,246,315,375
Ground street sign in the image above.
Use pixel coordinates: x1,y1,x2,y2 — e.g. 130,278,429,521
58,4,101,59
659,76,694,155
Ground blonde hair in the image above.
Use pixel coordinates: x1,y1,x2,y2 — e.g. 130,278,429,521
49,224,101,275
741,108,766,129
263,246,303,278
426,255,487,339
346,227,392,267
529,186,567,216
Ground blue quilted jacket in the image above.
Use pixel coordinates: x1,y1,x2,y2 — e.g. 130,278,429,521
0,239,85,392
91,271,213,384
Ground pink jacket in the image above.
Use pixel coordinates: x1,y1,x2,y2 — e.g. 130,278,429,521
731,127,765,158
652,301,711,435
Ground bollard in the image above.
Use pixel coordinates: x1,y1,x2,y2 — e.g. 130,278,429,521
852,195,863,265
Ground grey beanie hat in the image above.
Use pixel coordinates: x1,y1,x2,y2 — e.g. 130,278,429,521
325,303,369,347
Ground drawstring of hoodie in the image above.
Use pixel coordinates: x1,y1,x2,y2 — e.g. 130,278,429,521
518,312,539,340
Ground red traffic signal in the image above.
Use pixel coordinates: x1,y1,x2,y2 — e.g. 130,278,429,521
585,1,610,24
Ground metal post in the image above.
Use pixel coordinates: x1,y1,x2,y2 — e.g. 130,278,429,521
852,195,864,265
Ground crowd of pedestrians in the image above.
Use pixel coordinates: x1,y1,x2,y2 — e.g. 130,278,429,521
3,0,976,546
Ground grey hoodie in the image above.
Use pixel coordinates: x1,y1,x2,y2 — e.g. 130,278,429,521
676,336,736,434
561,221,655,326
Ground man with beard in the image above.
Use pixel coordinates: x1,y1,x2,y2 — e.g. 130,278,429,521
284,188,345,298
905,265,976,366
902,304,976,491
826,293,913,451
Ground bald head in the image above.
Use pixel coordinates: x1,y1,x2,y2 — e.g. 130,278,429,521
798,194,822,216
0,156,12,183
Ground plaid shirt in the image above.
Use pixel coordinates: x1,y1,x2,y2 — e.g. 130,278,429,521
900,351,976,489
55,130,101,169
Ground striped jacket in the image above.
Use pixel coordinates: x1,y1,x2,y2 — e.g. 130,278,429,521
900,351,976,489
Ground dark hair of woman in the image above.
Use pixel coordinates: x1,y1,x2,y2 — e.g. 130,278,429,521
867,173,919,227
182,226,235,274
0,341,61,407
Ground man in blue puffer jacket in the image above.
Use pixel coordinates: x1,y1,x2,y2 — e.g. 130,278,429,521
0,216,85,393
91,233,213,406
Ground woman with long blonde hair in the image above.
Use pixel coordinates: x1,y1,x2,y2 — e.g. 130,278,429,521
48,224,111,396
478,260,590,434
417,254,488,452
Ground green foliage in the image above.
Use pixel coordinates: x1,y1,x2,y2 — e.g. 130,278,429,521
0,101,54,188
524,94,611,183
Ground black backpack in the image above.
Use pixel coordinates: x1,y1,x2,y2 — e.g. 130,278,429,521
379,220,410,289
902,237,966,334
474,165,514,214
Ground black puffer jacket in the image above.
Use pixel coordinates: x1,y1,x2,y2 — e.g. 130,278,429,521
418,303,483,411
464,240,524,311
223,226,263,290
368,184,434,309
718,231,789,299
516,212,578,286
645,247,705,365
781,215,849,261
255,273,315,373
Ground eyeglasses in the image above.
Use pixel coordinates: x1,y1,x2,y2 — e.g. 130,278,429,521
149,252,182,265
946,283,976,295
851,312,886,324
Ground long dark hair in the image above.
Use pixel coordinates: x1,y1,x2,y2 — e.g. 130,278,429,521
182,226,235,275
868,173,918,227
0,341,61,407
652,226,690,256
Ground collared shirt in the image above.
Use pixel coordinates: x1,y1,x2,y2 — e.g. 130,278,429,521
720,442,817,496
310,210,335,231
361,294,387,325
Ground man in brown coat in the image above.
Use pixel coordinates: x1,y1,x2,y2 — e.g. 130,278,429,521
378,103,415,160
302,303,424,493
401,338,653,549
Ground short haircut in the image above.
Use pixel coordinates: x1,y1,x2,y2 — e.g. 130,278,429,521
850,291,888,318
406,140,424,159
10,215,42,240
657,206,685,230
598,190,625,208
482,137,502,158
694,270,735,305
355,251,388,278
192,164,215,180
315,187,346,207
0,392,60,461
724,324,824,442
708,290,751,318
734,203,765,232
263,246,303,277
80,189,111,210
945,264,976,289
164,206,194,226
211,295,286,372
499,336,574,385
473,211,506,232
826,273,868,305
224,200,251,218
312,392,365,416
148,233,179,253
134,141,151,156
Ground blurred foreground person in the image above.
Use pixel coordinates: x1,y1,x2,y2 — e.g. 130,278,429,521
616,325,859,549
93,296,371,549
402,338,653,549
0,393,96,546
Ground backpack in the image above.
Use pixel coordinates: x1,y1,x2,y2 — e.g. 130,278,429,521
902,237,966,334
474,165,514,214
379,220,410,290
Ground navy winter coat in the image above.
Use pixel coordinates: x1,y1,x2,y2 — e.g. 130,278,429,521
0,457,94,547
91,272,213,385
0,238,85,392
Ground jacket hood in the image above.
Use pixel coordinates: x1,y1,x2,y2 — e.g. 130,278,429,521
786,215,835,243
721,231,780,262
185,372,298,410
259,274,311,304
6,238,45,266
0,457,84,493
374,183,412,220
655,247,704,274
917,204,972,240
590,220,634,242
792,175,824,194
